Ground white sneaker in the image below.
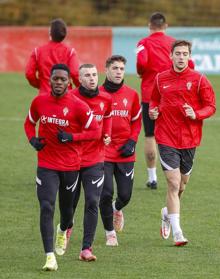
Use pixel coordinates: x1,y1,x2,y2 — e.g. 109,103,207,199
106,233,119,246
160,207,171,240
42,254,58,271
173,231,188,246
55,224,67,256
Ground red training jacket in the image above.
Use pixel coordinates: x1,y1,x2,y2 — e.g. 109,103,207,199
24,92,100,171
150,67,216,149
100,84,142,162
136,32,194,103
25,41,80,94
71,88,112,168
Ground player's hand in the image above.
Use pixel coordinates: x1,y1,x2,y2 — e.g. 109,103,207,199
103,134,111,146
57,128,73,143
118,139,136,157
183,103,196,120
29,136,46,151
149,107,159,120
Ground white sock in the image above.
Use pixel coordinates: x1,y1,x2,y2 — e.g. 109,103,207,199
169,213,182,236
162,207,168,217
147,168,157,182
58,225,66,234
106,230,116,236
112,200,116,211
46,252,55,257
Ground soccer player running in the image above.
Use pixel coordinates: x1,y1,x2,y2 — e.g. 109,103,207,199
99,55,142,246
25,18,80,95
58,64,112,261
24,64,100,271
149,40,216,246
136,12,194,189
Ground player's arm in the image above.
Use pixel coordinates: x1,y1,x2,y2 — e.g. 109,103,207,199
57,101,101,143
136,40,148,77
194,76,216,120
149,75,161,119
25,48,40,89
118,93,142,158
102,98,112,145
24,98,46,151
129,93,142,142
69,48,80,88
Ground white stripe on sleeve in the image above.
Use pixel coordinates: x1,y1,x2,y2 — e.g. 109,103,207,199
131,107,142,121
29,110,36,124
84,112,94,129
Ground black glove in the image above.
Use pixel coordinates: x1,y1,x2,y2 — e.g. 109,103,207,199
57,129,73,143
118,139,136,157
29,137,46,151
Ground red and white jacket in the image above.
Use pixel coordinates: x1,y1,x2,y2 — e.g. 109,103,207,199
24,92,100,171
150,67,216,149
25,41,80,94
100,84,142,162
71,88,112,168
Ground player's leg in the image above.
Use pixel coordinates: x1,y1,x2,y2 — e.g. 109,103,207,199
36,167,59,270
99,162,118,246
142,102,157,189
158,144,187,245
113,162,134,232
66,175,82,246
56,170,79,255
79,163,104,261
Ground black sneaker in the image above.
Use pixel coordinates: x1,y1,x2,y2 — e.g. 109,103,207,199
146,180,157,190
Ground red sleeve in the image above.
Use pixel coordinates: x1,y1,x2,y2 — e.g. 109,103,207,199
25,48,40,89
149,74,161,110
24,98,39,140
136,40,148,77
102,97,112,136
69,48,80,88
130,92,142,142
195,76,216,120
73,102,101,141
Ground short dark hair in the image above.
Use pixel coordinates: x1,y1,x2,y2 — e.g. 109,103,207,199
50,64,70,75
105,55,127,68
50,18,67,42
149,12,166,29
79,63,96,71
171,40,192,54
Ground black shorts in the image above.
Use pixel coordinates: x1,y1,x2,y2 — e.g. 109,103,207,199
158,144,196,175
142,102,155,137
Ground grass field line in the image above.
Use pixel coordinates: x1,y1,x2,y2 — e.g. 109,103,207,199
0,116,219,122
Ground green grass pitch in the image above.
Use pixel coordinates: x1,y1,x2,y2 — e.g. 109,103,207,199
0,73,219,279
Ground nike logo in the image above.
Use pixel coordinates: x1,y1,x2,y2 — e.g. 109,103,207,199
92,175,104,188
61,138,68,142
125,168,134,179
113,103,117,106
66,174,79,192
163,85,170,89
86,110,91,116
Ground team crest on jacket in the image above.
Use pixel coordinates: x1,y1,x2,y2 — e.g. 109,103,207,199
100,102,104,111
63,107,69,116
123,98,128,107
186,82,192,91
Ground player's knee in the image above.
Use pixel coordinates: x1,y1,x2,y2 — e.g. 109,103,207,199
40,200,54,215
146,151,156,162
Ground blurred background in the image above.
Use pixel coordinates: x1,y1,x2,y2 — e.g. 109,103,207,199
1,0,220,26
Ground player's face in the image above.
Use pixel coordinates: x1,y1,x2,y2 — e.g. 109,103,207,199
79,67,98,90
50,69,70,97
171,45,191,72
106,61,125,84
